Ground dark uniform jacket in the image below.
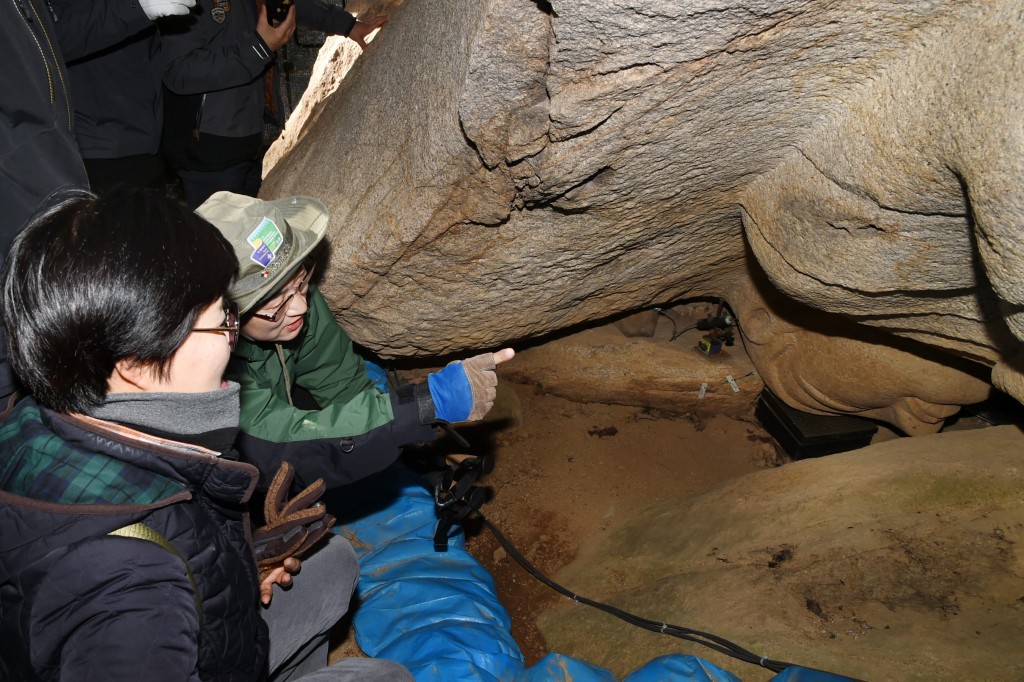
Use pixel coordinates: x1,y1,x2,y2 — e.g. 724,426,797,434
0,397,268,681
0,0,152,398
55,3,165,160
160,0,356,171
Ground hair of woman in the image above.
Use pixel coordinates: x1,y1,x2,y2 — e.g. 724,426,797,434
1,187,239,412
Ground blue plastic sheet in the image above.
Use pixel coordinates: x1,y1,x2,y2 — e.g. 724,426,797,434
623,655,743,682
768,667,860,682
363,360,390,393
329,466,854,682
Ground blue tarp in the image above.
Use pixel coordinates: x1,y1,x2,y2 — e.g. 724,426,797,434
328,465,854,682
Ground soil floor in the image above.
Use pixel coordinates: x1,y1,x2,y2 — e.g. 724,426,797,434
460,384,1004,678
330,345,999,677
329,377,787,668
461,381,783,666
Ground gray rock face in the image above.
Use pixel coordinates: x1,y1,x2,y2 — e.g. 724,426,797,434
262,0,1024,423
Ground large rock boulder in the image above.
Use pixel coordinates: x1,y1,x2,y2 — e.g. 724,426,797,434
536,425,1024,681
263,0,1024,423
727,255,992,434
500,317,764,419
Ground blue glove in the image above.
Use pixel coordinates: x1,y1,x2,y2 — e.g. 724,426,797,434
426,362,474,423
425,351,510,424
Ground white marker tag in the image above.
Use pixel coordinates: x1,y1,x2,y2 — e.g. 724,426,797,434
698,383,708,399
726,375,740,393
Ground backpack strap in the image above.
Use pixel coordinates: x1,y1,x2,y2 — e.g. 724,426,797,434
108,522,205,637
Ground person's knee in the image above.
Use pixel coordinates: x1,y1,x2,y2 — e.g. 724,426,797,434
323,534,358,588
304,534,359,612
324,658,414,682
364,659,414,682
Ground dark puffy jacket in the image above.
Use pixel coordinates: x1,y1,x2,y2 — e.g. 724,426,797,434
0,398,268,681
2,2,78,257
0,0,153,248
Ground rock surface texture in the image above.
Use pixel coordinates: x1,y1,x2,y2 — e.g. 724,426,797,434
263,0,1024,426
501,320,764,419
537,425,1024,681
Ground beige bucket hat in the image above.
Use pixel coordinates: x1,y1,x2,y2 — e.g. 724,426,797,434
196,191,329,314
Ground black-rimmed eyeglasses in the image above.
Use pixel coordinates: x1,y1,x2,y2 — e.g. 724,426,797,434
193,300,240,350
250,261,316,323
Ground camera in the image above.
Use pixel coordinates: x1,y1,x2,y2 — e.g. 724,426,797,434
265,0,293,26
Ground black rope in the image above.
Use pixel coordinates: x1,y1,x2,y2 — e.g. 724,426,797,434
654,308,700,341
471,509,863,680
427,401,857,677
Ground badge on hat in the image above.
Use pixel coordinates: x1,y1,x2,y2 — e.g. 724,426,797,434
247,217,284,267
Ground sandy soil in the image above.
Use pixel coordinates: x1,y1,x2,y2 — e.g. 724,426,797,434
327,374,784,668
329,325,1007,678
462,380,784,667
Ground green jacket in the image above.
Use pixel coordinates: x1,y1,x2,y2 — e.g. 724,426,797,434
227,285,436,490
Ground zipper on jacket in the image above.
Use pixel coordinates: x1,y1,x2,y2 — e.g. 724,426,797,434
194,93,207,141
22,0,72,129
14,0,53,105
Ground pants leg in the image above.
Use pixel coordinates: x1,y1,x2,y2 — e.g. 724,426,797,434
262,534,413,682
264,534,357,681
83,154,169,195
178,157,262,210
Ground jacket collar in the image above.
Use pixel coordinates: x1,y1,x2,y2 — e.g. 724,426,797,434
0,397,258,508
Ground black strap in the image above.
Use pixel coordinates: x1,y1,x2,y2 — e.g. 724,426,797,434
396,382,437,425
433,454,492,551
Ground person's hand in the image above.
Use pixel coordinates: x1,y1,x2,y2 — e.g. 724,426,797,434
139,0,195,19
259,557,301,605
256,3,297,51
426,348,515,423
347,16,387,50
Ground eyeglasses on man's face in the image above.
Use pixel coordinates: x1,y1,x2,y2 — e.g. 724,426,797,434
192,300,240,350
250,261,315,323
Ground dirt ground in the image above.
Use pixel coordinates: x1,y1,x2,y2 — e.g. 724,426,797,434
328,373,786,669
461,379,786,668
330,322,1006,677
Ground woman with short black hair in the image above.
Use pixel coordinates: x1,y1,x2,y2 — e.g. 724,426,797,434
4,188,239,412
0,188,411,682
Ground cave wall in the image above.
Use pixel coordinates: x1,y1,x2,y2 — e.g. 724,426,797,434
262,0,1024,421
